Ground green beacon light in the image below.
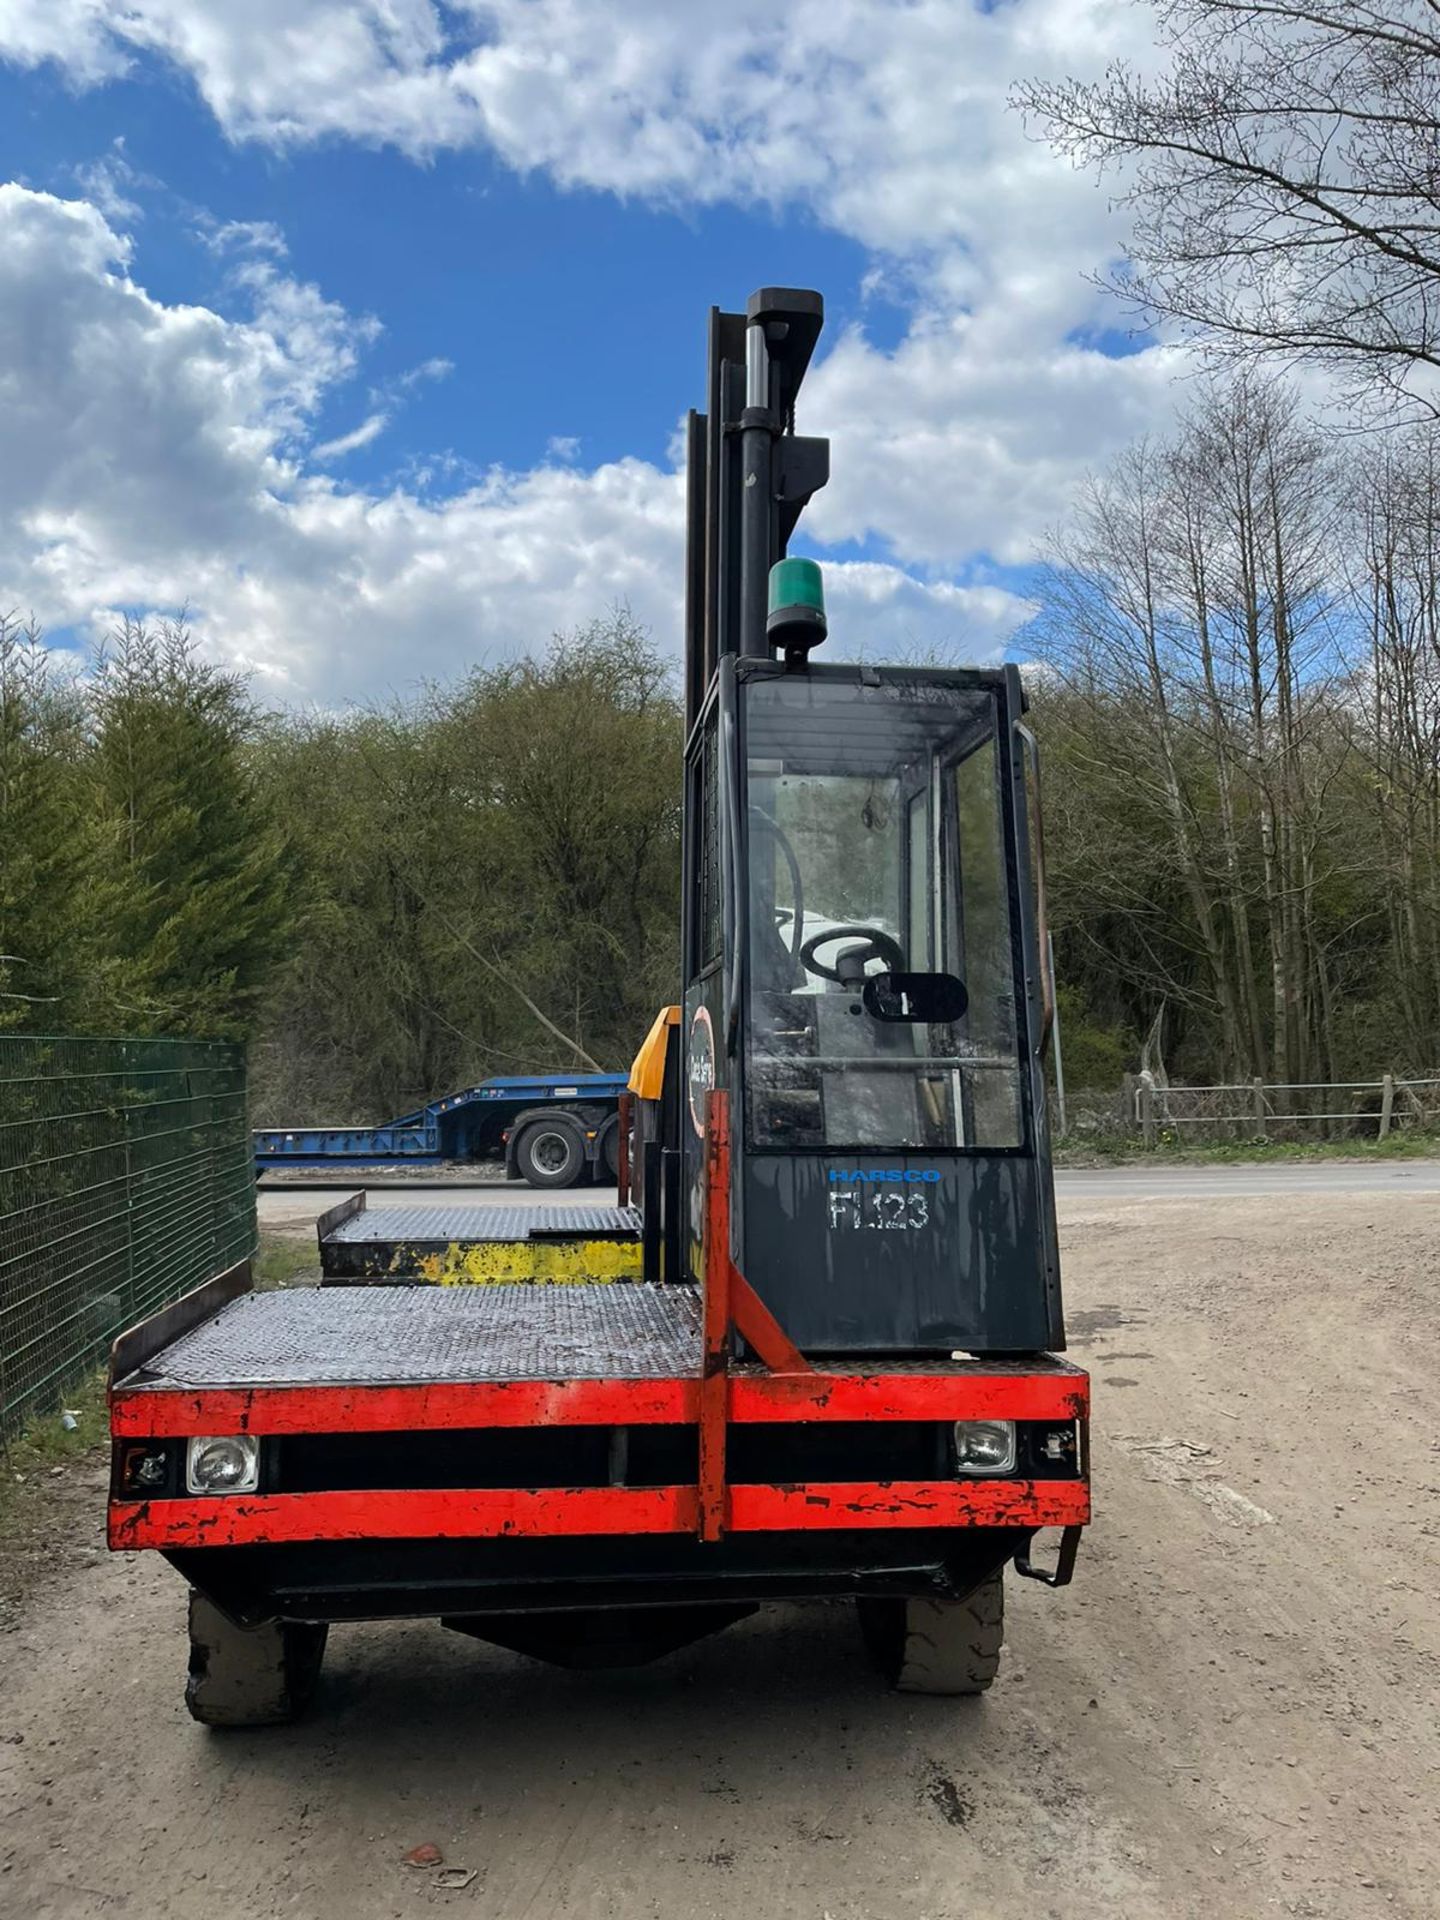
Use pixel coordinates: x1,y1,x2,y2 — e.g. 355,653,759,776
767,556,827,661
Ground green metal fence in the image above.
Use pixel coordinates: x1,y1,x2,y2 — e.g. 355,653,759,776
0,1035,254,1442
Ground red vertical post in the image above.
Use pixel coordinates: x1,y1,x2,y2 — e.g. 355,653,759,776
697,1090,732,1541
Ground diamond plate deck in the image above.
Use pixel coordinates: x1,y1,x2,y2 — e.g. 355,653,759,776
128,1283,702,1390
325,1204,642,1245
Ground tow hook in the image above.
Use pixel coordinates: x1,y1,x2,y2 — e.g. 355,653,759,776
1015,1524,1081,1588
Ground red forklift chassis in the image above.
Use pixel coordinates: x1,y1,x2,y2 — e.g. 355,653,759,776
109,1309,1088,1551
108,1099,1087,1716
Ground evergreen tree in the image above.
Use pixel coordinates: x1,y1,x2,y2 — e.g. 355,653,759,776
0,616,96,1030
87,618,296,1038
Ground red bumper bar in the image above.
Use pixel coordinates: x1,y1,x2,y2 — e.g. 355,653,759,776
109,1476,1090,1551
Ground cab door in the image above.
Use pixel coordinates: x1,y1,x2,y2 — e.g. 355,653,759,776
733,662,1063,1354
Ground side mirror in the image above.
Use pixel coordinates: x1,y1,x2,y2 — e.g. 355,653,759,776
863,972,968,1024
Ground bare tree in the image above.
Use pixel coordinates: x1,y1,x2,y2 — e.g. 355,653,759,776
1353,426,1440,1055
1033,375,1356,1084
1034,438,1261,1071
1016,1,1440,408
1177,378,1345,1082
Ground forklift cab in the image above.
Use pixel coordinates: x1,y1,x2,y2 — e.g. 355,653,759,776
683,656,1061,1357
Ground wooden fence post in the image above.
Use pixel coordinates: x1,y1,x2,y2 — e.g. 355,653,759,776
1379,1073,1395,1141
1252,1077,1267,1140
1138,1073,1156,1148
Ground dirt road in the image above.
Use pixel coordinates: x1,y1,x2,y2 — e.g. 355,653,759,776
3,1189,1437,1919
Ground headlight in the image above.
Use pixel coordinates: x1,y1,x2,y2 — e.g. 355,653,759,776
954,1419,1016,1475
120,1443,171,1494
186,1435,260,1494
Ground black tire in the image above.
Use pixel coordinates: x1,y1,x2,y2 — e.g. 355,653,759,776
516,1120,585,1189
186,1592,328,1728
599,1118,620,1182
858,1571,1004,1696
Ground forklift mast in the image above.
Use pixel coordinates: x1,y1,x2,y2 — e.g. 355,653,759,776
670,288,1064,1355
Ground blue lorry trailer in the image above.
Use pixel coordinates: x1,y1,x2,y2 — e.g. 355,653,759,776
252,1073,627,1189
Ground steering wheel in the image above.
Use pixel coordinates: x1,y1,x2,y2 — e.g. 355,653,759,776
799,924,904,985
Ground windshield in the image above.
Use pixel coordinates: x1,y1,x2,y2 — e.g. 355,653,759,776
744,675,1024,1151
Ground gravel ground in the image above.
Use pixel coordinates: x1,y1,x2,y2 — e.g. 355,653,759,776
1,1188,1436,1919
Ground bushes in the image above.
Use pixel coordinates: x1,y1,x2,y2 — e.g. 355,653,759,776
249,612,682,1122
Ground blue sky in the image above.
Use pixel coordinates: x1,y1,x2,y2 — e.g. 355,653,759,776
0,3,1177,700
0,56,885,481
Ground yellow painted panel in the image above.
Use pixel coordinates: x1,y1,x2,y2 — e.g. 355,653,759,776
389,1236,644,1286
627,1004,680,1101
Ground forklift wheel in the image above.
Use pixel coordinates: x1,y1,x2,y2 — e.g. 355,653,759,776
185,1593,328,1728
857,1572,1004,1696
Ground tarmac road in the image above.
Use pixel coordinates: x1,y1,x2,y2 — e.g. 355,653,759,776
255,1156,1440,1230
3,1181,1437,1917
1055,1159,1440,1200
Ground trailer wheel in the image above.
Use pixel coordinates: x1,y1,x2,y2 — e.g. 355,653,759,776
185,1593,328,1728
857,1572,1004,1696
515,1120,584,1189
599,1118,620,1182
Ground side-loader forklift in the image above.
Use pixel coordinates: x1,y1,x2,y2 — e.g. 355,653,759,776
106,287,1088,1723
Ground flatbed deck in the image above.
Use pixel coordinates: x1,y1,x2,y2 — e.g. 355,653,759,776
316,1197,644,1282
324,1203,643,1246
119,1282,701,1392
116,1279,1088,1400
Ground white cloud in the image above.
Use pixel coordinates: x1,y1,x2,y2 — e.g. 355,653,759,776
0,2,1149,324
0,0,1189,579
70,140,154,224
0,185,302,573
395,355,453,391
0,1,131,87
0,3,469,147
823,563,1031,662
0,186,1024,700
0,6,1205,692
808,315,1181,570
448,0,1152,345
312,412,389,461
199,216,289,258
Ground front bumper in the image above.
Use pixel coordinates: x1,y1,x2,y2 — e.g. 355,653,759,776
112,1472,1088,1551
110,1358,1088,1553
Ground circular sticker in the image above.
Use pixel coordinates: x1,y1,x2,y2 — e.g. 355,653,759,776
688,1004,715,1137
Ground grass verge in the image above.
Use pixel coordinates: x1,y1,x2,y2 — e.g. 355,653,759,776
0,1231,317,1550
255,1232,321,1290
